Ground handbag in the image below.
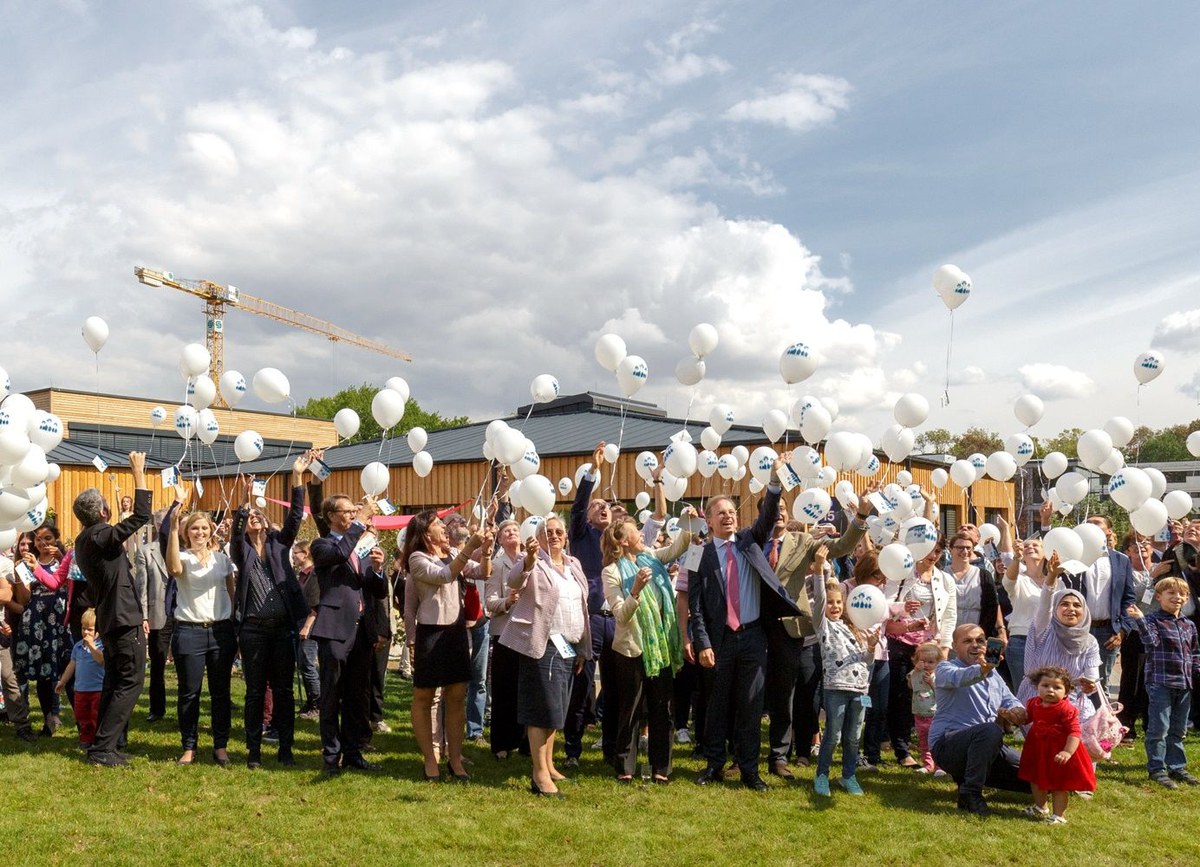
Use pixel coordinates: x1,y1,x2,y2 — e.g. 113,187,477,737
1080,686,1127,761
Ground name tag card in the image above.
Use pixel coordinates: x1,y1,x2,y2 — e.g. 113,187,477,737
550,633,577,659
308,458,331,481
251,478,267,497
681,544,705,572
161,466,179,487
377,498,396,516
354,532,378,561
92,455,109,473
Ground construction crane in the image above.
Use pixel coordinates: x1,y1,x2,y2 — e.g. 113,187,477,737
134,266,411,407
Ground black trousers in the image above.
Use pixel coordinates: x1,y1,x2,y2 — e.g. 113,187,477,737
930,722,1029,798
489,637,527,756
1117,629,1148,737
240,620,297,757
89,625,145,758
564,611,617,761
672,658,698,731
887,639,917,760
368,642,388,726
612,652,673,777
147,619,174,718
316,625,372,764
173,620,236,751
765,622,805,765
702,622,767,775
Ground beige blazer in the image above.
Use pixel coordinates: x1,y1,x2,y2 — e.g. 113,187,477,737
405,549,486,631
772,522,866,639
602,532,692,660
499,553,591,661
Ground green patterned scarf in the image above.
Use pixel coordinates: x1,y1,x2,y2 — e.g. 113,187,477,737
617,551,683,677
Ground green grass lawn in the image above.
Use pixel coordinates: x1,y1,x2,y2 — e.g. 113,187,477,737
2,671,1199,867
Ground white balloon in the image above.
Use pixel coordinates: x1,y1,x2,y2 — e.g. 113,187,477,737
413,450,434,478
985,451,1017,482
0,367,9,397
187,375,217,410
866,516,893,547
255,496,268,509
519,515,544,543
1042,451,1068,480
44,463,60,483
834,479,858,510
688,324,719,358
1108,467,1151,512
28,412,64,452
1130,498,1169,537
0,528,14,550
234,430,264,462
747,447,778,485
1145,467,1168,500
1055,471,1089,505
371,388,406,429
1004,433,1035,467
511,447,540,481
1076,429,1113,472
748,478,764,494
1013,394,1044,428
530,374,560,404
252,368,291,404
790,395,819,427
1163,490,1193,520
16,503,46,533
932,264,972,310
197,409,220,446
949,459,976,488
1103,416,1135,448
407,427,428,453
1134,350,1164,385
664,440,698,479
779,342,818,384
1188,431,1200,458
149,406,167,426
0,397,34,432
508,480,523,509
845,584,887,630
1098,449,1125,476
895,470,913,487
665,473,688,502
594,443,615,465
697,450,720,478
978,523,1001,546
1043,527,1084,563
520,475,556,515
968,453,987,475
0,428,31,464
11,445,48,488
635,451,659,481
82,316,109,353
716,455,737,480
558,477,573,496
902,518,939,560
878,543,915,582
820,397,839,422
634,491,651,510
789,446,822,479
824,431,862,472
699,426,722,451
334,408,360,439
594,334,627,372
674,357,706,387
930,467,949,489
762,409,788,444
814,467,837,489
180,343,211,378
0,486,32,522
615,355,649,397
1074,522,1107,567
495,428,527,466
881,424,915,464
485,419,510,445
800,405,832,445
361,462,389,496
220,370,247,407
173,405,198,441
709,405,735,435
384,377,410,403
794,488,832,523
893,393,929,428
858,453,882,477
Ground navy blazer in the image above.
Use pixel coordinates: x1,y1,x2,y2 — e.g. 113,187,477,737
568,471,605,612
309,521,387,647
1098,549,1136,634
229,485,309,629
688,486,801,658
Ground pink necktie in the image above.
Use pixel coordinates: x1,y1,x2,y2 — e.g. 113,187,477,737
725,541,741,631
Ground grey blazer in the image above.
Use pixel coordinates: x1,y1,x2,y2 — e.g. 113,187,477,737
134,541,172,631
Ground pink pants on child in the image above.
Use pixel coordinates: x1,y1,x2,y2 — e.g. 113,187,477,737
913,714,937,772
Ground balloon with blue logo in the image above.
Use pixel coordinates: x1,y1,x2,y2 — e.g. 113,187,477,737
932,264,972,311
28,412,64,452
791,394,820,427
530,374,560,404
902,518,939,560
234,430,263,463
197,409,220,446
512,447,541,480
793,488,831,524
878,543,915,583
779,341,817,384
520,514,546,544
800,404,832,445
857,452,881,477
1133,350,1164,385
187,375,217,411
664,440,698,479
635,451,658,482
173,405,198,441
149,406,168,427
615,355,648,397
16,502,47,533
708,405,734,435
748,446,778,485
697,450,719,479
220,370,248,408
846,584,887,630
762,409,788,444
1004,433,1034,466
0,366,9,396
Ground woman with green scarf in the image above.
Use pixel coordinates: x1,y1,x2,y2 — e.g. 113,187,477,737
602,471,697,784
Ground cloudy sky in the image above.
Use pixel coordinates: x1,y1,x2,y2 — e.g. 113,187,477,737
3,0,1200,447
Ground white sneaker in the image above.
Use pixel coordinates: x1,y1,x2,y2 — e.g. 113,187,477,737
675,728,691,745
373,721,392,734
915,767,930,774
933,769,947,778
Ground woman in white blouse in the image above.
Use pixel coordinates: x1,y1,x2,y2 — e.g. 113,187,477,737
166,488,236,766
499,515,590,798
485,519,525,760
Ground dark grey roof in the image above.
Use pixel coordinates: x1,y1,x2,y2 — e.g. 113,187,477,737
47,440,173,469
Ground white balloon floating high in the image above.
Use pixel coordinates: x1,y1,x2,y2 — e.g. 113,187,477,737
180,343,211,378
1055,471,1089,505
615,355,648,397
1013,394,1044,428
603,443,620,464
173,405,198,441
1134,350,1164,385
1108,467,1151,512
29,412,64,452
949,459,976,488
674,357,705,386
413,451,433,478
150,406,167,426
1076,429,1113,472
1041,451,1068,480
700,426,722,451
384,376,410,404
407,427,428,453
664,440,698,479
800,405,832,445
932,264,972,310
558,477,573,497
1145,466,1167,500
1164,489,1194,520
779,342,817,384
893,393,929,428
594,333,627,372
1004,433,1035,467
186,375,217,411
709,405,734,435
1104,416,1135,449
762,409,788,444
333,408,360,439
360,461,389,496
930,467,949,489
82,316,109,353
371,388,405,430
220,370,248,407
1188,430,1200,458
252,368,291,405
234,430,264,463
520,475,557,516
984,451,1017,482
196,410,220,446
530,374,560,404
688,324,719,359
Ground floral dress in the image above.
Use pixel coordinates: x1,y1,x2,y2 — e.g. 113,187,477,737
15,557,71,681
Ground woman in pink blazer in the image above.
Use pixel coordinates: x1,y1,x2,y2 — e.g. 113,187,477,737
499,515,591,798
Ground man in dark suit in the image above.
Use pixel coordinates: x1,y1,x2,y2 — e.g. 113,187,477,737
690,452,800,790
74,451,151,768
133,510,173,723
303,493,387,774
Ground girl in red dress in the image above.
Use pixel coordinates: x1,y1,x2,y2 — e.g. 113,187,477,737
1019,665,1097,824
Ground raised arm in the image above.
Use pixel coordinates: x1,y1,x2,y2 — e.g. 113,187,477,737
32,550,74,592
570,443,604,542
89,452,151,554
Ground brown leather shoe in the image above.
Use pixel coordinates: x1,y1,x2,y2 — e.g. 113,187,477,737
769,761,795,780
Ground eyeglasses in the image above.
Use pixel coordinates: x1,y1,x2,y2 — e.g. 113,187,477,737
544,528,566,537
952,545,973,552
333,508,358,515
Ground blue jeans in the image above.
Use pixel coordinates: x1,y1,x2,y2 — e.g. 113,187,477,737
863,660,890,764
466,619,490,739
297,638,320,704
1003,634,1026,690
816,688,864,779
1145,684,1191,774
1090,626,1118,692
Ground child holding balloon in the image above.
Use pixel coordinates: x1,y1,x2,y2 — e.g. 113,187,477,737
811,546,879,796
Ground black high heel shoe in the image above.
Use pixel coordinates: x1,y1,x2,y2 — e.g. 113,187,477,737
530,779,565,799
445,762,471,783
212,749,231,768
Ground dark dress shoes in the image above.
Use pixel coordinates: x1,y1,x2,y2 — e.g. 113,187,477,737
956,793,993,816
741,774,769,792
86,751,130,768
342,755,378,772
322,761,342,776
695,766,722,786
769,761,795,780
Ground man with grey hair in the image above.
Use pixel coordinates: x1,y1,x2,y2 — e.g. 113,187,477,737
75,452,151,767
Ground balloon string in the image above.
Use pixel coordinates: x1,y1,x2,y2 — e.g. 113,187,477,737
609,403,628,501
261,399,299,489
472,463,493,523
941,310,954,408
519,402,536,433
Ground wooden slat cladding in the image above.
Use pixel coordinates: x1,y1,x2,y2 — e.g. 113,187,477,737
45,466,175,542
28,388,337,447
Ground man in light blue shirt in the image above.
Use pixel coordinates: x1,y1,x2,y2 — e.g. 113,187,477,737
930,624,1030,816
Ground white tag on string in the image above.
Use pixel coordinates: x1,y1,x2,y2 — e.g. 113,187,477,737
377,498,396,516
161,466,178,487
549,633,576,659
778,465,800,492
681,544,704,572
251,478,267,497
354,532,378,561
194,478,204,497
92,455,109,473
1143,589,1155,605
308,458,331,481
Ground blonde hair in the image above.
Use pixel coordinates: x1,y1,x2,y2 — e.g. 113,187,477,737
1155,576,1190,597
601,517,637,567
179,511,219,563
81,608,97,630
915,641,941,663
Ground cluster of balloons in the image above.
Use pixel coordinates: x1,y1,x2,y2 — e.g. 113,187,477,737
0,383,65,543
673,324,718,387
475,419,557,516
595,334,648,398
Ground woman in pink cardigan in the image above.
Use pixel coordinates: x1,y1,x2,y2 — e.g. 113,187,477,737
500,514,591,798
12,526,75,736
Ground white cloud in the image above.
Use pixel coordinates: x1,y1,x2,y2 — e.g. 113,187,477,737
951,365,986,385
1018,364,1096,400
1153,307,1200,351
724,74,851,132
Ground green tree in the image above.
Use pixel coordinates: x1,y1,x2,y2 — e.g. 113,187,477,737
298,383,469,444
1038,427,1083,459
1137,430,1191,463
950,426,1002,457
915,427,954,454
